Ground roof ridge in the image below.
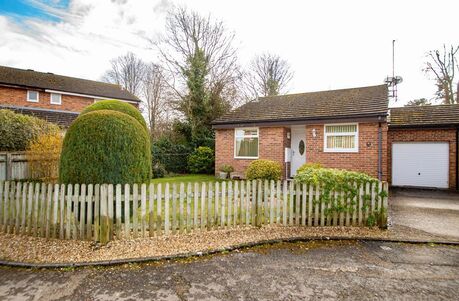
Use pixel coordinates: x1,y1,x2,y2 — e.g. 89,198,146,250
0,65,122,89
391,103,459,110
257,84,387,100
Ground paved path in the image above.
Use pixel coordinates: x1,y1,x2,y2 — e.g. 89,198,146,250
0,240,458,300
390,188,459,241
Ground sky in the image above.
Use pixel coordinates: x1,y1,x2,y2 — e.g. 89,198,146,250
0,0,458,107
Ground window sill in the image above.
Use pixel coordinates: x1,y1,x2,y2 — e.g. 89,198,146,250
324,149,359,153
234,157,259,160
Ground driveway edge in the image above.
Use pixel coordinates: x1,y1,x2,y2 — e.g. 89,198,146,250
1,236,458,269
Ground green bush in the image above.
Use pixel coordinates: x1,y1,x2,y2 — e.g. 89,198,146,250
294,166,377,187
187,146,215,174
59,110,151,184
0,109,60,151
294,166,387,227
296,162,323,174
81,100,148,132
151,136,192,174
246,159,282,181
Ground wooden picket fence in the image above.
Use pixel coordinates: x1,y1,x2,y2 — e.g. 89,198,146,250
0,180,388,243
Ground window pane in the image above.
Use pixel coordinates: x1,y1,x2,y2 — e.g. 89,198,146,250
51,93,61,104
236,137,258,157
327,135,355,149
28,91,38,100
326,124,357,133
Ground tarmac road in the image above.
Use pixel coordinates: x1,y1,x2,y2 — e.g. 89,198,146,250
0,240,458,300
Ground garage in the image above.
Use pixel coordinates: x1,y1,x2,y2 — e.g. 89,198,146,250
392,142,449,188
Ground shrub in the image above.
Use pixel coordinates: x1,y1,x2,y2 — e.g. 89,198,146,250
294,166,386,227
0,109,59,151
59,110,151,184
187,146,215,174
152,163,166,178
219,164,234,173
26,133,63,182
81,100,148,132
296,162,323,174
246,159,282,181
294,167,377,187
152,136,192,174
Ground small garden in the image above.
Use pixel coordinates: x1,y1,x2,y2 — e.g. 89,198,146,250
0,102,389,265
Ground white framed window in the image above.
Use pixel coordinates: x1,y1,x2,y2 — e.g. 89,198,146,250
324,123,359,152
27,90,39,102
50,93,62,105
234,128,259,159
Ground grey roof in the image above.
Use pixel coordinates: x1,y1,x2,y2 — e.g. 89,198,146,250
0,105,78,128
0,65,140,102
213,84,388,125
389,104,459,127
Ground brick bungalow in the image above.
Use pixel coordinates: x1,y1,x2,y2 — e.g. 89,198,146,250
0,65,140,127
213,85,459,190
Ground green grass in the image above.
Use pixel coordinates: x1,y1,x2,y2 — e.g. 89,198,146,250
150,174,224,185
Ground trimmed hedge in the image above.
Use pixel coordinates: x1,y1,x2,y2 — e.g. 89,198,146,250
59,110,151,184
187,146,215,174
246,159,282,181
0,109,60,151
81,100,148,131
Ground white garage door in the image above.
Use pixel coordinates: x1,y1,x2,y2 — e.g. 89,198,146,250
392,142,449,188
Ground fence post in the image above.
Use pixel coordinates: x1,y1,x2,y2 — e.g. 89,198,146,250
123,184,130,238
86,184,93,240
149,183,155,237
100,184,109,244
201,182,206,230
115,184,122,238
186,183,191,232
94,184,100,241
164,183,170,236
156,184,162,236
141,183,147,238
133,183,139,238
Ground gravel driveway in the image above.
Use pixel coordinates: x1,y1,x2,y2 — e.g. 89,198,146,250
0,240,458,300
389,188,459,241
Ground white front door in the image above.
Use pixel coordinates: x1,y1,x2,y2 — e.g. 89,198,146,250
392,142,449,188
290,126,306,176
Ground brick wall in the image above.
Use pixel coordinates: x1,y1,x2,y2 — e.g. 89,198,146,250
215,123,387,180
305,123,388,180
388,128,457,189
0,86,140,112
215,127,290,179
0,86,94,112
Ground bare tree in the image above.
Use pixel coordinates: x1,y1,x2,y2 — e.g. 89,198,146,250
102,52,146,97
424,44,459,104
156,7,242,120
244,53,293,99
142,63,171,138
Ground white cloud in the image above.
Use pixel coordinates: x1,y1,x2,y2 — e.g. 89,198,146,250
0,0,458,105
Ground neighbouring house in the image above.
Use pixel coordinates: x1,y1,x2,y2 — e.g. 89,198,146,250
213,85,459,190
0,65,140,127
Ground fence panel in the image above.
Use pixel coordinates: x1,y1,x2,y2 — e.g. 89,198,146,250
0,179,389,243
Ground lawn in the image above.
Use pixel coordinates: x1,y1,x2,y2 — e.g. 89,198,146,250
150,174,224,185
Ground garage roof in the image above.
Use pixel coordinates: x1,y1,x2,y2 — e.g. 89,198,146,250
389,104,459,127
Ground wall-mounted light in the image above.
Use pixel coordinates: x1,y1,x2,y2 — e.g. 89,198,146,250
312,128,317,138
287,132,291,139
